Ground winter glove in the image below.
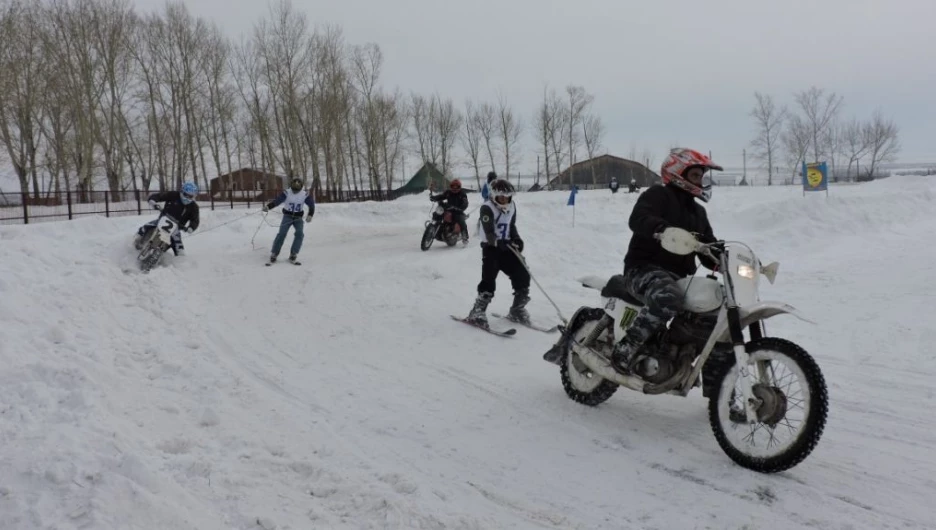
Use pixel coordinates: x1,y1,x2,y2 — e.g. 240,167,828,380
496,240,510,251
305,214,312,223
148,199,158,210
511,238,524,253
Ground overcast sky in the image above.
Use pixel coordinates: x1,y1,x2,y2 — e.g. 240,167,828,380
129,0,934,173
1,0,933,189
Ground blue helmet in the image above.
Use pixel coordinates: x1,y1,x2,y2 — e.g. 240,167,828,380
180,182,198,205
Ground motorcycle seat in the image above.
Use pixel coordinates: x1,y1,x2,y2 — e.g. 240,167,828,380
600,274,645,307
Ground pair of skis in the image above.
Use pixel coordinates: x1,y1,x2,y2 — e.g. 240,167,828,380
450,313,558,337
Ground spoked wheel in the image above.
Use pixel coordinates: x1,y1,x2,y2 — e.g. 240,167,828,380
708,337,828,473
420,224,437,251
560,310,618,406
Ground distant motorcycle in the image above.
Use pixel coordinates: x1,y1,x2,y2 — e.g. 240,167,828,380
135,206,181,273
420,201,469,251
543,227,828,473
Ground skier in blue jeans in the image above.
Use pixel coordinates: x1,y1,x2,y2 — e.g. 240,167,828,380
263,177,315,264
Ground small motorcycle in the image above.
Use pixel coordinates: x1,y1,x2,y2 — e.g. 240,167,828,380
543,227,828,473
136,207,181,273
420,202,469,251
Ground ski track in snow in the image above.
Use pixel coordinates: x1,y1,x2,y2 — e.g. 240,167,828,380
2,177,935,529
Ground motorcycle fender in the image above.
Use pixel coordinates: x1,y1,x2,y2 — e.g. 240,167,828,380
710,301,812,342
680,302,814,395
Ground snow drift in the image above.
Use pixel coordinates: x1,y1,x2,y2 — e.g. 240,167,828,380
2,177,935,529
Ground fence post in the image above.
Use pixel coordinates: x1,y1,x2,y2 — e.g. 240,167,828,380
22,192,28,224
105,191,110,217
136,189,141,215
67,189,73,220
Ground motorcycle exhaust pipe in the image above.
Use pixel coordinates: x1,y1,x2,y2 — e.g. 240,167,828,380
570,341,647,393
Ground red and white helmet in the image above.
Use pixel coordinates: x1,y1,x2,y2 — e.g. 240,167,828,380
660,148,723,202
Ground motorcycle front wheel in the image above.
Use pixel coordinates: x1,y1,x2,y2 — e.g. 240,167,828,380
708,337,828,473
420,223,437,251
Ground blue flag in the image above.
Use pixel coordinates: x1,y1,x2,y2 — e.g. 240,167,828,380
567,186,577,206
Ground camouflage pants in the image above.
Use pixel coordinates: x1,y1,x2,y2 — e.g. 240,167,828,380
618,264,684,348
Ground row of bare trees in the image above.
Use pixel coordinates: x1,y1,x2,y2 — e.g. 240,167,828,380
0,0,416,200
749,86,900,185
0,0,614,201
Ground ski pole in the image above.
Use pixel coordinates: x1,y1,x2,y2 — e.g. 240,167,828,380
508,245,568,325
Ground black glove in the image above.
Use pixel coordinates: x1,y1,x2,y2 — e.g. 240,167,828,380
511,238,524,253
496,240,510,251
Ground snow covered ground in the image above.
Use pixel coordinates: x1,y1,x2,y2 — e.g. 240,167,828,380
1,177,935,529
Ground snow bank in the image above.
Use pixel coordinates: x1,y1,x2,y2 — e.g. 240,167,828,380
1,176,934,529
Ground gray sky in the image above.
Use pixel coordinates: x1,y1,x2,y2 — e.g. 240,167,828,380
2,0,932,190
128,0,934,173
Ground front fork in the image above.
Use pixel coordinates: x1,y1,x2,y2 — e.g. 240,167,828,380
727,306,768,423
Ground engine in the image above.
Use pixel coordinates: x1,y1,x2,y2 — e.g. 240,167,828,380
668,312,717,348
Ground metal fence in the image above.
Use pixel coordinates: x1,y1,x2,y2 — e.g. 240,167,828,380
0,187,395,225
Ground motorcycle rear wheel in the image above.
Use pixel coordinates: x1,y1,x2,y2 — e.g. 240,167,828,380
560,309,619,406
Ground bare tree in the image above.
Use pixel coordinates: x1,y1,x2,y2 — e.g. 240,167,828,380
532,85,564,184
793,86,843,164
640,148,656,170
748,92,787,185
582,112,604,184
863,109,900,178
88,0,138,198
471,101,498,175
409,93,438,168
564,84,593,186
495,92,522,180
781,113,811,182
841,118,869,180
461,99,484,188
432,94,462,177
0,0,47,197
822,119,844,182
373,88,407,191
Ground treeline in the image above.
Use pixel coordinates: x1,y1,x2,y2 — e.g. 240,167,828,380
748,86,900,184
0,0,616,200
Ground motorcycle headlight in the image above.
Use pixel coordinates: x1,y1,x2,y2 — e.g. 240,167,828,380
737,264,755,279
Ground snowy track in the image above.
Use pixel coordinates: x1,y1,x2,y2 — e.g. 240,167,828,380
2,178,935,529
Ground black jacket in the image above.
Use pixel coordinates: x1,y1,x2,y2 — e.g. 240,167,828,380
148,191,200,231
430,189,468,211
624,184,716,277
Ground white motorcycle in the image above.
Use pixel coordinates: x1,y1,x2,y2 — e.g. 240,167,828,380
136,207,181,273
543,227,828,473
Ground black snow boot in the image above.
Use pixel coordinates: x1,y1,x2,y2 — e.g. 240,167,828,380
507,289,531,324
467,292,494,327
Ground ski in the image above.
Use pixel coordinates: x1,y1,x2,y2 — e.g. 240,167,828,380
450,315,516,337
491,313,558,333
266,260,301,266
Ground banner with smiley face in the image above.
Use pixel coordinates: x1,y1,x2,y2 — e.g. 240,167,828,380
801,161,828,192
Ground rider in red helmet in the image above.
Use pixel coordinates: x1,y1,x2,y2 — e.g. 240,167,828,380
430,178,470,243
608,148,723,375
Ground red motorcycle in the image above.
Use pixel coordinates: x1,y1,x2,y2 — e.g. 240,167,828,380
420,201,468,251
